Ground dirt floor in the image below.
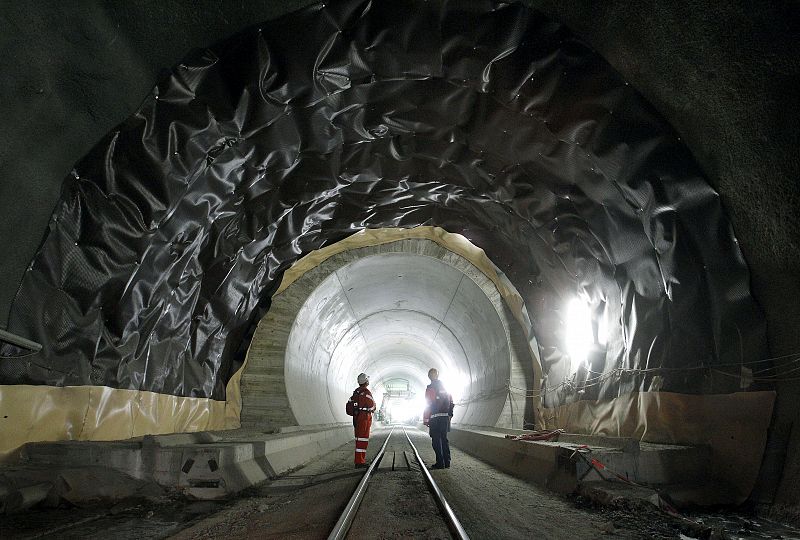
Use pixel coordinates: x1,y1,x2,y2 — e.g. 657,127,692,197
3,426,800,539
412,429,694,540
173,426,663,539
347,430,450,540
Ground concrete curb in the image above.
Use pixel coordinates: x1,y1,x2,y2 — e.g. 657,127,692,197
10,425,355,502
449,426,711,501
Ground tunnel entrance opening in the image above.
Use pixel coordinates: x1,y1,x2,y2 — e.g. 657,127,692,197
236,228,540,432
378,378,423,424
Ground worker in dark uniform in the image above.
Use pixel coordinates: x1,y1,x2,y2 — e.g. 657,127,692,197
423,368,454,469
350,372,376,468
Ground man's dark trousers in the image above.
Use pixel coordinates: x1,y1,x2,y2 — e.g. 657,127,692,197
429,416,451,467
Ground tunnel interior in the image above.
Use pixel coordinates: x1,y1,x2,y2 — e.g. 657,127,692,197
1,0,795,517
240,232,537,430
284,252,506,426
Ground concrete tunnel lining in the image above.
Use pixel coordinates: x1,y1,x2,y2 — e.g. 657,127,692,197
287,253,508,425
240,236,537,430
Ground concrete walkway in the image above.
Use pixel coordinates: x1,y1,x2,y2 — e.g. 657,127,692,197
1,424,354,510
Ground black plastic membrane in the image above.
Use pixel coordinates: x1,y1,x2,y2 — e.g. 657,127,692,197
2,0,766,407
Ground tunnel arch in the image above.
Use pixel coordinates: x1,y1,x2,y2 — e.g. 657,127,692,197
5,0,764,401
238,229,538,430
0,1,773,496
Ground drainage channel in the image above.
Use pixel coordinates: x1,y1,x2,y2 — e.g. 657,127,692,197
328,427,469,540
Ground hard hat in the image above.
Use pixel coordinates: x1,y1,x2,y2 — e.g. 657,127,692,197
357,372,369,385
428,368,439,380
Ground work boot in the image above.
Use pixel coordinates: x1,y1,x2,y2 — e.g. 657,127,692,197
354,462,369,469
445,462,450,468
429,463,445,470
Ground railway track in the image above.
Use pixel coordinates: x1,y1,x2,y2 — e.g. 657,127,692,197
328,426,469,540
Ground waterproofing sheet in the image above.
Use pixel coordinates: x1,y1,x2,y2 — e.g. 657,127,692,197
2,0,766,408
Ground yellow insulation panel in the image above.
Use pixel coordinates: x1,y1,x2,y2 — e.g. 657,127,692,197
545,390,776,503
0,385,226,461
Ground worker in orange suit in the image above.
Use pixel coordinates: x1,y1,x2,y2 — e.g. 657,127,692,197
351,372,376,468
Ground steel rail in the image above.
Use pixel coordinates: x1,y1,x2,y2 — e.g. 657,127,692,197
327,427,395,540
403,427,470,540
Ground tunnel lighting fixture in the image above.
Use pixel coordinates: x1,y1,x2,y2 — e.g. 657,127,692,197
566,298,593,375
597,307,608,346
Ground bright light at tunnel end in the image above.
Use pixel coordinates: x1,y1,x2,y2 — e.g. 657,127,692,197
386,397,427,424
448,371,470,403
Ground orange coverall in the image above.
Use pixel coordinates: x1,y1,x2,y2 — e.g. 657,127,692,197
352,385,376,464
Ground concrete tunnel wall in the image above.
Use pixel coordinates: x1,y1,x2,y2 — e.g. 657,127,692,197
287,253,509,426
240,237,537,430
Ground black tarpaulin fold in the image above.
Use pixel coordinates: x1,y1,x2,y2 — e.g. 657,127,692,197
2,0,766,406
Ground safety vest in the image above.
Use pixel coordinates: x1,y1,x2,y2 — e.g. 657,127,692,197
351,387,376,414
424,381,453,423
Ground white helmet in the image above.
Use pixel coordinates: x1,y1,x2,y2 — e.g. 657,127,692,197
357,372,369,385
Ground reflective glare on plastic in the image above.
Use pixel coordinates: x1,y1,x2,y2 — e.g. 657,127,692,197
2,0,766,407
